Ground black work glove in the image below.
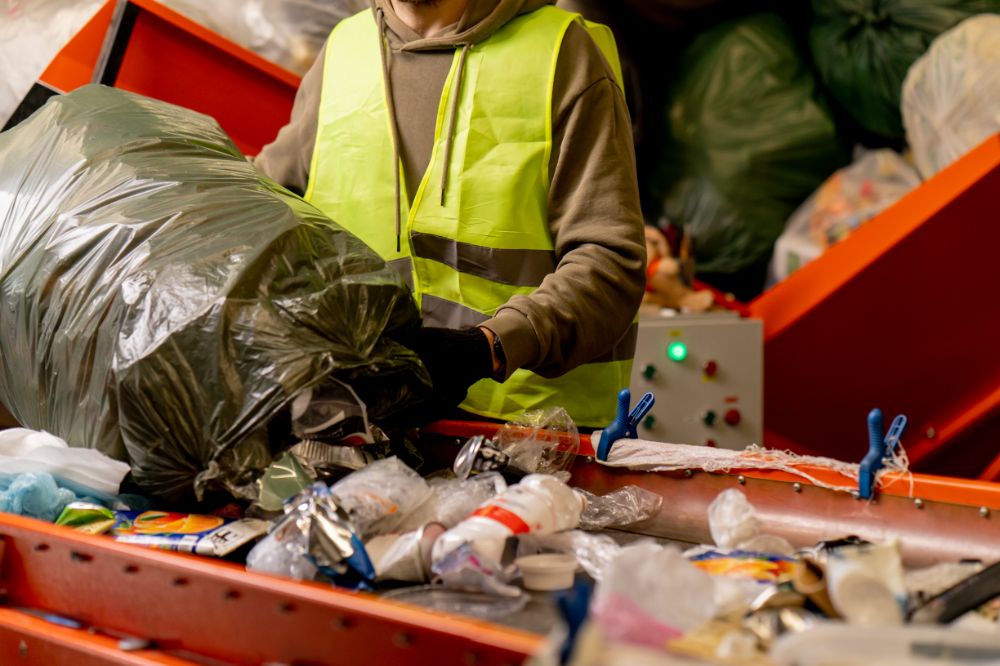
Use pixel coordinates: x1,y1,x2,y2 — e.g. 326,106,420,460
393,326,494,411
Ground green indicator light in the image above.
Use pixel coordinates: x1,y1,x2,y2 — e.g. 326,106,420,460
667,341,688,362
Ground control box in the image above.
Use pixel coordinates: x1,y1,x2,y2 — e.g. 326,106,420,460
629,311,763,450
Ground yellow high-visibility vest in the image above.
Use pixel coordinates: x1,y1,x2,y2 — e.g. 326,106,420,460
306,6,633,426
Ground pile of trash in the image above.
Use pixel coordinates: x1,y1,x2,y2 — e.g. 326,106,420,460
3,401,996,666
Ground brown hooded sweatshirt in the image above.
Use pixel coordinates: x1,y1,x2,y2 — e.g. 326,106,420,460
255,0,645,380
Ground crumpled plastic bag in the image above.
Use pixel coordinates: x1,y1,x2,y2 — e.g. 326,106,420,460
809,0,996,139
577,485,663,530
328,457,431,538
492,407,579,477
903,13,1000,178
654,13,846,276
769,149,922,284
590,542,717,646
0,85,429,505
708,489,794,555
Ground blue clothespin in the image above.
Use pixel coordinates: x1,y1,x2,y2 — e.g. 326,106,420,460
596,388,655,461
858,408,907,500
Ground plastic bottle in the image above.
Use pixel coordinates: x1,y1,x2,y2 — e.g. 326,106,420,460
431,474,586,565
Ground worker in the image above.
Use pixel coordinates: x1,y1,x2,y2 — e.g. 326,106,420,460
255,0,645,428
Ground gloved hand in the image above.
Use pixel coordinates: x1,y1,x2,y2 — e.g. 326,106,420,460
393,326,495,411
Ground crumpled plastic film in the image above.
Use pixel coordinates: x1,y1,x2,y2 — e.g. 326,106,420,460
328,457,431,538
577,485,663,531
903,14,1000,178
0,85,429,505
492,407,579,476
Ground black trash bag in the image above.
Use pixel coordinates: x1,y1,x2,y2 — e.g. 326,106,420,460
653,13,847,279
810,0,999,139
0,85,430,505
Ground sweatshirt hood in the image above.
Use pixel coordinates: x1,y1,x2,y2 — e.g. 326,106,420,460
370,0,555,50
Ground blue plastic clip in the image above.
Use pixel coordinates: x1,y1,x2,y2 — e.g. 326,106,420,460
596,388,655,461
858,408,907,500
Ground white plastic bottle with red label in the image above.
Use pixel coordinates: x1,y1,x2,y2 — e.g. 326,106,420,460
431,474,586,565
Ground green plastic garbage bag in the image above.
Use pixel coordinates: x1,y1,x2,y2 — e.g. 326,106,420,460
810,0,1000,139
0,85,429,505
655,14,846,277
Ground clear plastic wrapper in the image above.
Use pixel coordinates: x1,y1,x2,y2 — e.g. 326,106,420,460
158,0,368,74
577,485,663,530
769,149,922,284
398,472,507,531
246,482,374,588
903,14,1000,178
329,457,431,538
492,408,580,476
708,488,759,549
383,584,528,619
0,85,429,505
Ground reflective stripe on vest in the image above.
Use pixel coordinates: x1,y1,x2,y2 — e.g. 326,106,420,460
306,6,633,426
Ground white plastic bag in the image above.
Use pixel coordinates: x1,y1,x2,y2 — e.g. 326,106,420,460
903,14,1000,178
0,0,103,126
158,0,367,74
0,428,129,497
769,149,921,284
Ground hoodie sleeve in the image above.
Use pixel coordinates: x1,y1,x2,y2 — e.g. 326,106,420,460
484,22,646,379
253,44,326,195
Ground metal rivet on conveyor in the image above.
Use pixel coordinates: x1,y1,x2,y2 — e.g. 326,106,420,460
278,602,297,614
224,589,241,600
18,640,26,658
332,616,354,630
684,469,693,478
585,456,593,464
914,498,925,509
70,551,92,563
980,507,990,518
463,652,480,665
392,632,413,648
925,427,937,439
172,577,189,587
737,475,746,485
123,565,139,575
793,483,802,493
33,543,49,552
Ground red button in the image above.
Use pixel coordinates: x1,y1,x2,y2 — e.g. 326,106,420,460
703,360,718,377
724,409,742,426
705,439,718,448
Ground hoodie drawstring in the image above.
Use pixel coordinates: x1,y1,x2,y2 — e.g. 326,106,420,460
376,8,471,249
440,43,470,206
376,7,404,253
